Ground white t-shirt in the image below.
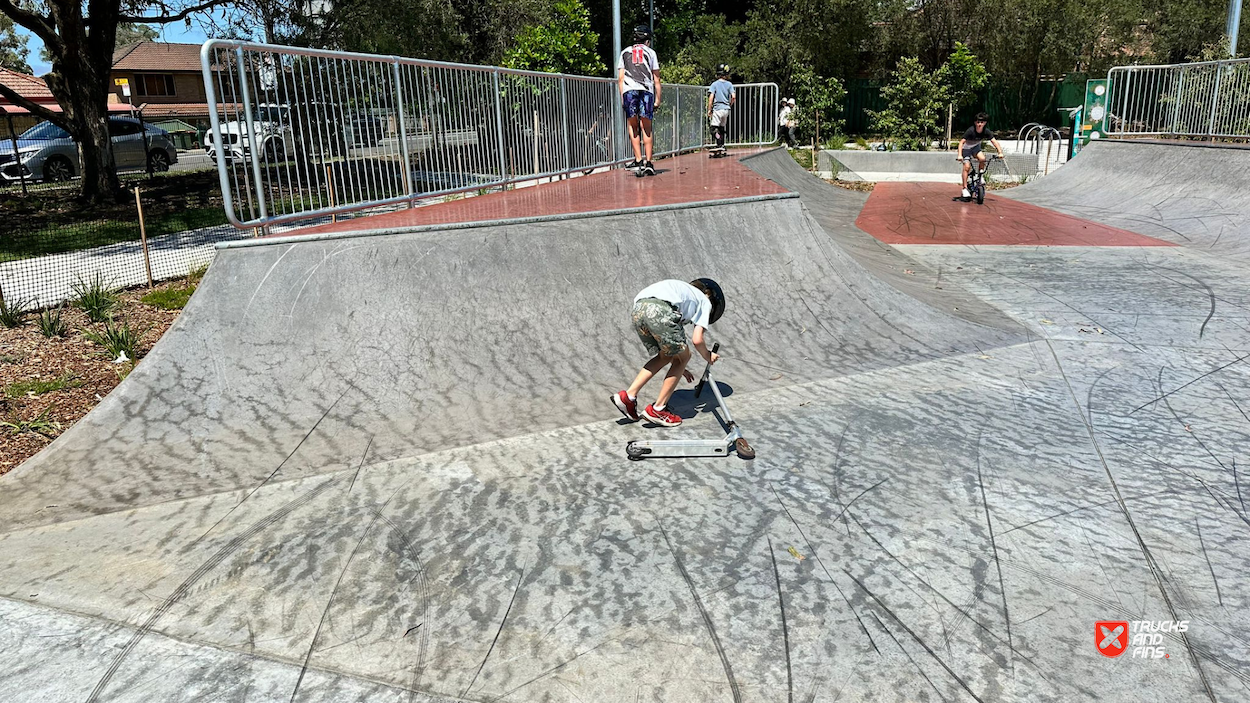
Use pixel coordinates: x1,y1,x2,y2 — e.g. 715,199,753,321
778,105,792,126
617,44,660,93
635,280,712,328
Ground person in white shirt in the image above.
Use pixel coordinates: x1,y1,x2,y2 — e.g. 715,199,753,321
613,279,725,427
778,98,796,147
617,25,662,175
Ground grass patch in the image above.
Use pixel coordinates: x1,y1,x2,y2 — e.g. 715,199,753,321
36,305,69,338
0,169,230,263
187,262,210,284
72,273,121,322
142,285,196,310
4,373,83,398
0,352,24,365
1,404,60,437
0,296,30,328
83,318,143,361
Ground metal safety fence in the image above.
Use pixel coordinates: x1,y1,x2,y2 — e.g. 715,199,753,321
1106,58,1250,139
201,40,778,229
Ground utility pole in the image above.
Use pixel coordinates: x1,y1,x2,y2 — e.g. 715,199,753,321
612,0,621,73
1229,0,1243,56
649,0,654,38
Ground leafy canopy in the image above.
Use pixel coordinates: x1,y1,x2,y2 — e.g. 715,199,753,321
502,0,606,75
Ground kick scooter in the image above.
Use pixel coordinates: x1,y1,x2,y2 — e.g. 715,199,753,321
625,344,756,460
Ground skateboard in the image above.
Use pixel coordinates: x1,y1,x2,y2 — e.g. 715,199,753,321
634,163,656,177
708,147,728,158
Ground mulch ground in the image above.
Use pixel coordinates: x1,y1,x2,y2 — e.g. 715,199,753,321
0,279,188,475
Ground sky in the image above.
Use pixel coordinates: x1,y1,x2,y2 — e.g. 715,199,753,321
23,13,228,76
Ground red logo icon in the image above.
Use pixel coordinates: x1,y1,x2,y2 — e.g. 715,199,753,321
1097,621,1129,657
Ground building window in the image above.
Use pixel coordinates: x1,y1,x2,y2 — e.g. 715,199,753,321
135,74,176,97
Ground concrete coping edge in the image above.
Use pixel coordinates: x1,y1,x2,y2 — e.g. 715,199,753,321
215,192,800,250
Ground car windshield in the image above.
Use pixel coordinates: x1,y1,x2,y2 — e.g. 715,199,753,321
253,106,287,123
20,122,71,140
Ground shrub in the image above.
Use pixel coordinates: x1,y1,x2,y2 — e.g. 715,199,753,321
71,273,120,323
83,319,143,361
36,305,69,338
1,404,60,437
869,57,949,151
0,296,30,328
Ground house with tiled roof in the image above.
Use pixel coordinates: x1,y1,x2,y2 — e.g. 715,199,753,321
110,41,239,141
0,68,64,132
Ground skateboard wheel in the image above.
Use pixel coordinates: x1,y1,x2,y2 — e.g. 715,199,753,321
735,438,756,460
626,441,646,460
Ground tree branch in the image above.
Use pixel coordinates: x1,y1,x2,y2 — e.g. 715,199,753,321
0,0,60,50
0,84,72,132
114,0,232,25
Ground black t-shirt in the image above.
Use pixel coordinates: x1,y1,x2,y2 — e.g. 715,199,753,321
964,126,994,144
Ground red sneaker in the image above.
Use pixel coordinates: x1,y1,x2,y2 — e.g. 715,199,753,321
643,404,682,427
613,391,640,421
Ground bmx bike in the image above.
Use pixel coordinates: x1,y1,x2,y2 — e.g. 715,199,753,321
958,154,1006,205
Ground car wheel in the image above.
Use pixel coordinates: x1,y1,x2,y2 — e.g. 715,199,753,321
263,140,285,163
43,156,73,182
148,150,170,172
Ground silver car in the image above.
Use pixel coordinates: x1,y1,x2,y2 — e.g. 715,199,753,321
0,116,179,183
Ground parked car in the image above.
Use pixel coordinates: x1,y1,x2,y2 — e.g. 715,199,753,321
0,116,179,183
205,103,298,164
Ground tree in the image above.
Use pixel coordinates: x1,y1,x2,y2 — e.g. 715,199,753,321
503,0,606,74
791,63,845,144
116,22,159,46
0,0,230,204
869,56,949,150
0,13,30,73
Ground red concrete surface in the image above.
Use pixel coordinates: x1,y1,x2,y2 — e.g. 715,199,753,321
291,149,787,236
855,182,1176,247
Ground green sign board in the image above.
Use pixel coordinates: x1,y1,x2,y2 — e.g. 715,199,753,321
1074,78,1108,157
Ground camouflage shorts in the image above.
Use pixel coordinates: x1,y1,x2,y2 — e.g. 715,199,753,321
632,298,688,358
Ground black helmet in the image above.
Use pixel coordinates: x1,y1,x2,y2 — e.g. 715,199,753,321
716,63,731,77
691,278,725,325
633,25,651,43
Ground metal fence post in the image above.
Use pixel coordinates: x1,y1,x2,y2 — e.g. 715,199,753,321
5,113,28,196
1170,68,1184,135
1207,60,1225,138
560,77,571,173
139,106,153,178
234,47,270,225
392,60,414,205
492,70,507,180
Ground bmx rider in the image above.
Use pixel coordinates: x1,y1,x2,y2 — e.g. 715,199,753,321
958,112,1005,198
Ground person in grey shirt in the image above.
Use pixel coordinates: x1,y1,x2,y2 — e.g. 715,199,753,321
706,64,736,154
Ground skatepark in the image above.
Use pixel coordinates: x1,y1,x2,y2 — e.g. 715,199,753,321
1,132,1248,702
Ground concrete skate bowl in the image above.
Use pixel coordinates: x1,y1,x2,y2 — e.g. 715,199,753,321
0,187,1042,702
1002,139,1250,262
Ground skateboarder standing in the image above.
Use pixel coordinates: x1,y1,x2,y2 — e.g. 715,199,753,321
707,64,736,155
613,279,725,427
618,25,662,175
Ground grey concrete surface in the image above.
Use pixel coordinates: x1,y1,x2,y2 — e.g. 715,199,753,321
1,147,1248,702
819,150,1038,182
1003,139,1250,262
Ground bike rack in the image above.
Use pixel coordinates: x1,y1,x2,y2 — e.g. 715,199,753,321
625,343,756,461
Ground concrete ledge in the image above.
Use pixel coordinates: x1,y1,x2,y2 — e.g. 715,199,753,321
819,149,1038,182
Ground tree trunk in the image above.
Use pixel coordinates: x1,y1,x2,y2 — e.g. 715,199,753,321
39,0,122,204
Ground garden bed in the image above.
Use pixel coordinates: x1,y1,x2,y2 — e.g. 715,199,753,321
0,273,197,475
